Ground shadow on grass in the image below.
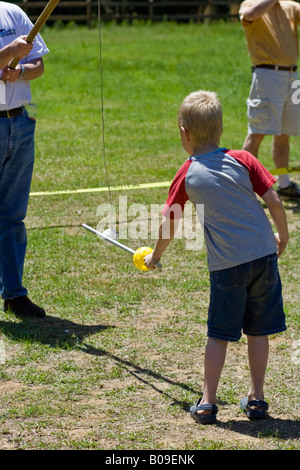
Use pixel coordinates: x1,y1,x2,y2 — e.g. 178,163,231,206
283,199,300,214
80,342,197,412
1,315,299,441
215,416,300,441
79,344,300,440
0,314,199,412
0,314,112,349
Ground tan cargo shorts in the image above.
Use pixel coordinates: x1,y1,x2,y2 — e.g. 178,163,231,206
247,67,299,136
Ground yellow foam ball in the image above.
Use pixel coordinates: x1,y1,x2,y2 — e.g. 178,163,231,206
133,246,153,271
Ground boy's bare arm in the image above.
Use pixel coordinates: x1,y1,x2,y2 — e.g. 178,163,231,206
144,217,178,269
262,187,289,257
242,0,278,21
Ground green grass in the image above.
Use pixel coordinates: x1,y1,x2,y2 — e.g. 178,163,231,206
31,21,287,193
0,21,299,451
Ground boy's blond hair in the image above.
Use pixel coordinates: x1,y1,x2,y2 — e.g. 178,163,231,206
178,90,223,146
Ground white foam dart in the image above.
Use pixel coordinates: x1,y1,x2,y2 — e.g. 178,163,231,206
82,224,134,254
101,228,119,241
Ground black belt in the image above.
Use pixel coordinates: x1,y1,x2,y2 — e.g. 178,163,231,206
0,107,23,118
254,64,298,72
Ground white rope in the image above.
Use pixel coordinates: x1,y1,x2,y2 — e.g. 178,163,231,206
97,0,112,208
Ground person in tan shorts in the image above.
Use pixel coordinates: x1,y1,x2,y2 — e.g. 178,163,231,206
239,0,300,200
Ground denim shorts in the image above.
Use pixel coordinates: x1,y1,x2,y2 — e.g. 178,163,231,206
207,253,286,342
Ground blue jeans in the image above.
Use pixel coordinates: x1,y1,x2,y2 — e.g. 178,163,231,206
208,254,286,342
0,108,35,299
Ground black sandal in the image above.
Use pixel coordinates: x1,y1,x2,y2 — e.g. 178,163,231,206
240,397,269,420
190,399,218,424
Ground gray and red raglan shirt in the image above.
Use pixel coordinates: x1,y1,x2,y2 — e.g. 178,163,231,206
162,148,278,271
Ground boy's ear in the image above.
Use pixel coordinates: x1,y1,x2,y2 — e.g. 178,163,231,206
180,126,191,141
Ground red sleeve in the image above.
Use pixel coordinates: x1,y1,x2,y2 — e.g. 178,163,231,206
225,149,277,197
162,159,191,219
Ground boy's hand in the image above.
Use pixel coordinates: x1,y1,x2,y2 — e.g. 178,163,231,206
262,188,289,257
144,252,161,270
274,232,288,258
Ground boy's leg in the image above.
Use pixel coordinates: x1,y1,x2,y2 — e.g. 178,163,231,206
247,335,269,401
197,338,228,415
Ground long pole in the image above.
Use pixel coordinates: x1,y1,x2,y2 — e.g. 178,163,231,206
9,0,60,69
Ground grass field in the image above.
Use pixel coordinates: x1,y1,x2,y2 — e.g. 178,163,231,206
0,21,299,451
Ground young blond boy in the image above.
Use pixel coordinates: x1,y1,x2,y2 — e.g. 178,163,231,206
144,90,289,424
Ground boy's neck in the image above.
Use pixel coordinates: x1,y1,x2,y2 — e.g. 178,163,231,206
191,143,220,158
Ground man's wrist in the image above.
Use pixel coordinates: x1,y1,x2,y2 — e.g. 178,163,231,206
18,64,26,80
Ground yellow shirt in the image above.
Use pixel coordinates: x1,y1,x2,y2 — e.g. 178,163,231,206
239,0,300,66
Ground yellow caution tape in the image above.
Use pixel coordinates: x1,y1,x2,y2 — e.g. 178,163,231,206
269,166,300,175
29,165,300,197
29,181,172,197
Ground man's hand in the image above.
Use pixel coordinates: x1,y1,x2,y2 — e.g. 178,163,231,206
1,64,23,82
0,36,33,75
242,0,279,22
9,36,33,59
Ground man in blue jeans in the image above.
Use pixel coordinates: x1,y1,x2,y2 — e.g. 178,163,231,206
0,2,49,317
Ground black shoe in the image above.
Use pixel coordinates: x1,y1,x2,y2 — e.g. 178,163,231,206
4,296,46,318
277,181,300,200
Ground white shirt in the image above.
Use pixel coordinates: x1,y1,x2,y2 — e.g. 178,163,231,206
0,1,49,109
